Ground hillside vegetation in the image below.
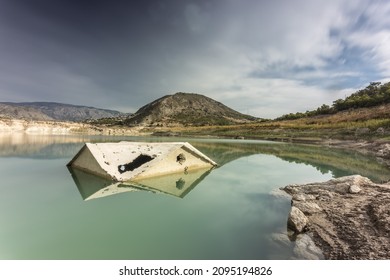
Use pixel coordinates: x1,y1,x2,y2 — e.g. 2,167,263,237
123,92,259,126
150,83,390,141
165,103,390,141
278,82,390,120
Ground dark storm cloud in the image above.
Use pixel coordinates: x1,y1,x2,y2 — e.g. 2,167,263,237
0,0,209,106
0,0,390,118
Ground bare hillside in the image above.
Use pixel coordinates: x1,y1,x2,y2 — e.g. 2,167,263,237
0,102,125,121
124,92,259,126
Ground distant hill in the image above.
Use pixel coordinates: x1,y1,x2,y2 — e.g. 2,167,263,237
0,103,53,120
0,102,126,122
123,92,259,126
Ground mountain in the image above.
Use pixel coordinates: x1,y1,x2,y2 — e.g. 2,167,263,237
123,92,259,126
0,103,53,120
0,102,126,121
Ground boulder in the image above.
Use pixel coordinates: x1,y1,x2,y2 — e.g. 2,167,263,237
349,184,361,194
328,175,371,193
292,193,307,201
287,206,308,233
282,175,390,259
293,201,322,215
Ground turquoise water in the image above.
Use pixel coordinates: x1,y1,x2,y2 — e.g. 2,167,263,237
0,134,389,259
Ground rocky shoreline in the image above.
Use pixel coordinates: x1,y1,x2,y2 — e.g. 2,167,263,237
282,175,390,259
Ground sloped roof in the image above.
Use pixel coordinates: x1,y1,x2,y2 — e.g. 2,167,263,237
68,141,217,181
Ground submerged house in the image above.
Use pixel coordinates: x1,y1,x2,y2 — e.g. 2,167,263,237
67,142,217,182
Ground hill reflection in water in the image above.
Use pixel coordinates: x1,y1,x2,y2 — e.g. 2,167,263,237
1,134,390,259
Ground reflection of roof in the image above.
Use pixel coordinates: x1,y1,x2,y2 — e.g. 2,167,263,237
68,165,212,200
67,142,217,181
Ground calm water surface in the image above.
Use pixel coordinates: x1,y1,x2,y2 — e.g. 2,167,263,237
0,134,389,259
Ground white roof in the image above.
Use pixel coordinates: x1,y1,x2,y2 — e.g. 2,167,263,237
69,141,216,181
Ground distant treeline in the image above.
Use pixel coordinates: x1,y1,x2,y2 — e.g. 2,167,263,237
277,82,390,120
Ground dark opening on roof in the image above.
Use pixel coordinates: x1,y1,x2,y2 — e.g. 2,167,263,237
118,154,154,173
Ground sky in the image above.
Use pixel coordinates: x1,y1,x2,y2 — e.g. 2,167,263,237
1,0,390,119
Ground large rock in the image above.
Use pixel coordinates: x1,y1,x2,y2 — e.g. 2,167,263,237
293,201,322,215
284,175,371,195
287,206,308,233
282,175,390,259
349,184,361,194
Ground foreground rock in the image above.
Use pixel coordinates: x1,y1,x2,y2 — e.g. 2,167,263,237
282,175,390,259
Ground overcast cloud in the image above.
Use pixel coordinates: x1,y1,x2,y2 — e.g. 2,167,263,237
0,0,389,118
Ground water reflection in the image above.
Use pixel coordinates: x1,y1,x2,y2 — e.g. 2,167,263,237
1,134,390,259
0,133,89,158
193,140,390,183
0,133,389,182
68,166,213,200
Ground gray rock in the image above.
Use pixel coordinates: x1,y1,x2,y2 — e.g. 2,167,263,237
317,190,333,200
282,175,390,259
349,184,361,194
329,175,371,193
350,175,372,186
283,184,300,194
293,201,322,215
292,194,307,201
288,206,308,233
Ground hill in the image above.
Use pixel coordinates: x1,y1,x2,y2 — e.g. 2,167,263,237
0,103,53,120
123,92,259,126
172,102,390,141
277,82,390,120
0,102,126,122
161,84,390,141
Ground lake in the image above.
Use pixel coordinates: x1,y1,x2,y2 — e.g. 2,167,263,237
0,133,389,260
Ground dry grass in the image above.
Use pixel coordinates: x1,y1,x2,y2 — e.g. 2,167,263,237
145,104,390,141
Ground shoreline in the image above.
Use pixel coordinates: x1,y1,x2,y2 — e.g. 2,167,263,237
0,118,145,136
282,175,390,259
2,118,390,166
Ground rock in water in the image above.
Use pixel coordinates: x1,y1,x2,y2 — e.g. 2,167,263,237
287,206,308,233
282,175,390,259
